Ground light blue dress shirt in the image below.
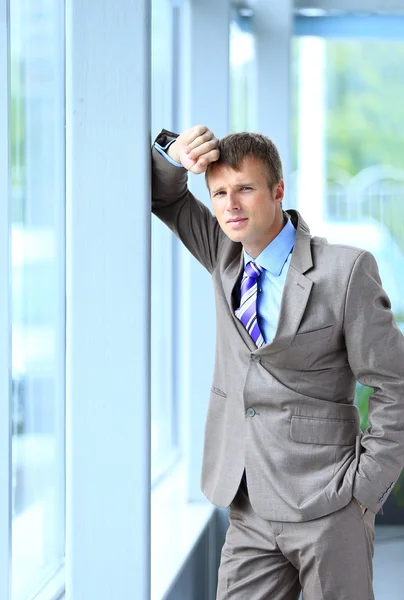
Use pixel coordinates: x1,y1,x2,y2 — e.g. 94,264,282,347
243,218,296,345
155,143,296,345
155,140,182,167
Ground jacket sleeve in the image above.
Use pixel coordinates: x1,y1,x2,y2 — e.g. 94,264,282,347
344,250,404,514
151,129,224,274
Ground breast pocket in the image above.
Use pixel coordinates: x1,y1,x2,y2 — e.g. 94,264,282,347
292,325,334,347
211,386,227,398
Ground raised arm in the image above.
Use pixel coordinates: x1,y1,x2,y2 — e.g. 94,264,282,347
152,126,224,274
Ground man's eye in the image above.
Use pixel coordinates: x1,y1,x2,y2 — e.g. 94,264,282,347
214,191,225,197
241,187,252,191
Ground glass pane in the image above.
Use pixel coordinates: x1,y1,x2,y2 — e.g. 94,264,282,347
292,33,404,519
151,0,178,482
230,17,256,132
10,1,66,597
293,35,404,323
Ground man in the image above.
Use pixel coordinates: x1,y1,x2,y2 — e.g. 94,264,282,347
152,125,404,599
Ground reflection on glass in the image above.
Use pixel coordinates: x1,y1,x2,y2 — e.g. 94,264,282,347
293,34,404,520
10,1,65,597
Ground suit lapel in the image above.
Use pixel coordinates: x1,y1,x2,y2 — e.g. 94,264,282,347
259,211,314,355
261,266,313,354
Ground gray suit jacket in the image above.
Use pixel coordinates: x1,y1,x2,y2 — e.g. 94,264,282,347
152,130,404,521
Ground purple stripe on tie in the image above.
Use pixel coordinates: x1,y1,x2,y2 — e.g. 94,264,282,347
235,261,264,347
238,294,257,323
246,312,257,333
245,262,261,278
249,320,261,340
240,278,255,297
238,285,256,310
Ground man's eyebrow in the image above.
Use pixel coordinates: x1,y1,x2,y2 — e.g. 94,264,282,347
211,186,225,195
211,181,256,195
236,181,255,187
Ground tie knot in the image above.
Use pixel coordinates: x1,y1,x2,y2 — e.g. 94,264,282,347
245,261,262,280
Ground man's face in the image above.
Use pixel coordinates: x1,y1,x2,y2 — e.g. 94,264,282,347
208,157,284,258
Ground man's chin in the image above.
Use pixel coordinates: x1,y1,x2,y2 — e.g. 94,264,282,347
221,225,246,243
225,231,245,244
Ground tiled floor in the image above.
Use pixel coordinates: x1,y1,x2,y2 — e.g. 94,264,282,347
373,526,404,599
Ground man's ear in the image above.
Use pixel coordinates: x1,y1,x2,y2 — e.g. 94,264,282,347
275,180,285,202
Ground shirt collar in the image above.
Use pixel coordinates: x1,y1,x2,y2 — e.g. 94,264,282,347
243,216,296,276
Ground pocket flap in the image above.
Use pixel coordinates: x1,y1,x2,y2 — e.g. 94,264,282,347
290,415,357,446
292,325,334,346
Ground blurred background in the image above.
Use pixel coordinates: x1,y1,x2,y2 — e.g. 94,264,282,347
2,1,404,599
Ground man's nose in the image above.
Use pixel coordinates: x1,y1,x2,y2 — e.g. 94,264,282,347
226,191,240,210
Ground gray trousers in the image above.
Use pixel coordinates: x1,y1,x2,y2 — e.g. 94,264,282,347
217,481,375,600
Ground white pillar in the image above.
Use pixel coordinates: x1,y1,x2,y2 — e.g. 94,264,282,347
0,1,11,599
253,0,293,198
179,0,230,139
296,37,326,232
177,0,230,501
65,0,151,598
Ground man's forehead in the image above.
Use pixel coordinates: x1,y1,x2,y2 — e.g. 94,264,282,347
208,156,265,183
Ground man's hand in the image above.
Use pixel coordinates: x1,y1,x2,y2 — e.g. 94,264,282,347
167,125,220,174
354,498,367,515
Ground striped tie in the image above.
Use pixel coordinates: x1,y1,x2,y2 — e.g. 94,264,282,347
235,261,264,348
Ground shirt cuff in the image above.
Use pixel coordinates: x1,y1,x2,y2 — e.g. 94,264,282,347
154,140,183,168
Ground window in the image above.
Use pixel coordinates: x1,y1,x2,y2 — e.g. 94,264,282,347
151,0,179,482
10,0,66,597
292,28,404,323
230,11,256,132
292,17,404,517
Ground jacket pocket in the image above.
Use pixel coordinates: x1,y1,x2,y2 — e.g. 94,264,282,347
291,325,334,346
290,415,357,446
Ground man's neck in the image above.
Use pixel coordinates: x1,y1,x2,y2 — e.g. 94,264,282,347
243,213,286,259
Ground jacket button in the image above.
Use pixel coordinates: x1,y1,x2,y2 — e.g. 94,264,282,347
246,407,256,417
251,354,261,363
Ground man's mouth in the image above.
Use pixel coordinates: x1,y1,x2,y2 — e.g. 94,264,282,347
227,217,248,224
226,217,248,229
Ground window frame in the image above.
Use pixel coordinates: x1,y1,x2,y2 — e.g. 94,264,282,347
294,0,404,12
150,0,181,487
294,14,404,39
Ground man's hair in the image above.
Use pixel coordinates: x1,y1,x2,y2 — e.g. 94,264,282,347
205,132,283,189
